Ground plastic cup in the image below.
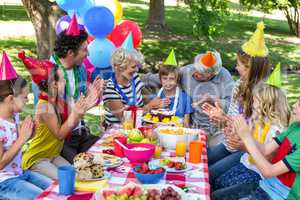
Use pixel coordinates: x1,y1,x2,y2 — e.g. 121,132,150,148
57,165,75,195
176,141,186,157
113,136,127,157
189,141,203,164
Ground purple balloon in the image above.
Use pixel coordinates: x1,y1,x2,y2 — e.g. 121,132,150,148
55,15,85,35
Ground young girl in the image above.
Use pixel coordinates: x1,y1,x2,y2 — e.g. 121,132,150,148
212,83,290,199
20,52,103,180
228,97,300,200
201,22,271,184
157,64,193,127
0,77,52,200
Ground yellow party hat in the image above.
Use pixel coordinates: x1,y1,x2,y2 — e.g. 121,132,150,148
242,21,268,57
164,49,177,66
265,63,282,88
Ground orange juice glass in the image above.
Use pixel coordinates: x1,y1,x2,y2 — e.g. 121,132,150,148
189,141,203,164
176,141,186,157
154,146,162,158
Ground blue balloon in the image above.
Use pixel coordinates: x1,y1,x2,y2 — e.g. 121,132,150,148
56,0,88,11
91,66,113,81
88,38,116,68
84,6,114,38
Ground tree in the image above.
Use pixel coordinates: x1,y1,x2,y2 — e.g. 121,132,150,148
187,0,228,42
21,0,65,59
240,0,300,37
146,0,167,31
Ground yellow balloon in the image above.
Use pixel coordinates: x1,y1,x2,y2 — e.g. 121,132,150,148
94,0,123,25
114,0,123,24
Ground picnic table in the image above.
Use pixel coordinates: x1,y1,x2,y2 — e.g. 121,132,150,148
37,126,210,200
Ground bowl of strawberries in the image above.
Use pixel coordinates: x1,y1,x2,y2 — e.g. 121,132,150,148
133,163,165,184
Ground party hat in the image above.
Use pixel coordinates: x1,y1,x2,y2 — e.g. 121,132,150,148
121,32,134,51
66,14,80,36
18,51,55,84
164,49,177,66
242,21,268,57
200,51,216,68
265,63,282,88
0,51,17,80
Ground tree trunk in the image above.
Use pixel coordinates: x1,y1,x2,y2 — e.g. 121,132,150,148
21,0,65,59
146,0,167,31
284,7,300,37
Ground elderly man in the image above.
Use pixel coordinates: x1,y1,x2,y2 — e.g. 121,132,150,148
142,51,234,147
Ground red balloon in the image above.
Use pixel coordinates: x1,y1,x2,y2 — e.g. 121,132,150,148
109,20,142,48
87,35,95,44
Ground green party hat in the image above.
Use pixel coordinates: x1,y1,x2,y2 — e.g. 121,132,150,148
164,49,177,66
265,63,282,88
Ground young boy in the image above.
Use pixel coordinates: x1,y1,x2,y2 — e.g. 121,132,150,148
231,98,300,200
157,65,193,127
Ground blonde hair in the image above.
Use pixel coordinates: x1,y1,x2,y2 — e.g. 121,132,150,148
252,83,290,128
111,48,144,72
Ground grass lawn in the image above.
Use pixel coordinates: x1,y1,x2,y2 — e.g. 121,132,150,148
1,1,300,133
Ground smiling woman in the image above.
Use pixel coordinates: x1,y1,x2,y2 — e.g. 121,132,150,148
103,48,164,126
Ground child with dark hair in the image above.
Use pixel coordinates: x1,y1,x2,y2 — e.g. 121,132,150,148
0,52,52,199
20,52,103,180
157,64,193,127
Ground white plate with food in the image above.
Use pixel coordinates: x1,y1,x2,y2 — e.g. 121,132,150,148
93,153,123,169
76,171,111,182
150,159,193,173
95,182,187,200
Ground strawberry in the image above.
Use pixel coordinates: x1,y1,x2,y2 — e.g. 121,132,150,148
167,161,175,168
119,187,133,196
141,163,149,172
132,186,143,196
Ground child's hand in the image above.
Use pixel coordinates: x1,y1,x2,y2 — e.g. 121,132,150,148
19,116,34,144
148,97,170,109
232,115,251,140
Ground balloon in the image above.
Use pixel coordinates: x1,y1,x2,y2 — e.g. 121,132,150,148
56,0,88,11
94,0,123,24
91,66,113,81
109,20,142,48
88,38,116,68
55,15,85,35
84,6,115,38
87,35,95,43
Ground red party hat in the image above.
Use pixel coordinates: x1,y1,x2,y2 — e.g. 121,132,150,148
18,51,55,84
66,14,80,36
0,51,17,80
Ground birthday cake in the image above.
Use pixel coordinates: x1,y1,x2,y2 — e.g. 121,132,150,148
144,109,180,124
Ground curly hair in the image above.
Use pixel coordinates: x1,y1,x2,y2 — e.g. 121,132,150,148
252,83,290,128
111,48,144,72
0,76,27,102
235,49,271,118
54,30,88,58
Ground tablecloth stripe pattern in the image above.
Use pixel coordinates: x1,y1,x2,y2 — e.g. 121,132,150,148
37,128,210,200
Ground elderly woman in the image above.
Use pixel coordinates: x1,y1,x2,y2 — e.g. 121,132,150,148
142,51,234,146
103,48,164,126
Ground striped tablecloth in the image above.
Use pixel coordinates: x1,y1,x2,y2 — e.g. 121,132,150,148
37,128,210,200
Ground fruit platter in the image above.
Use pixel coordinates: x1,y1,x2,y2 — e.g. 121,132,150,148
124,128,158,144
143,109,182,126
150,158,193,173
96,182,187,200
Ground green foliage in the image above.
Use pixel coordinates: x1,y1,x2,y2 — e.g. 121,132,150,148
188,0,229,42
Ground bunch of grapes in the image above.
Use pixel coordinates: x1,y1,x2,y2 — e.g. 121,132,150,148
160,187,181,200
146,189,160,200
